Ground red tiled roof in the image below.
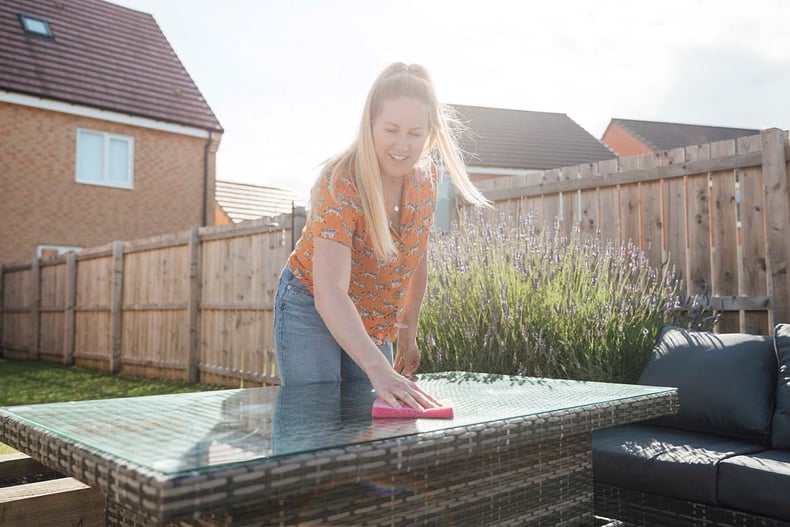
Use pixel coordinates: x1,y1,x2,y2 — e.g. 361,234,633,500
0,0,222,131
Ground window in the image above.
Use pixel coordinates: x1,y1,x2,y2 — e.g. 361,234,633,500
76,129,134,189
37,245,82,259
19,14,53,39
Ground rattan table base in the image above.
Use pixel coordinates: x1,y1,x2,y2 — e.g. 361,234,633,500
106,432,592,526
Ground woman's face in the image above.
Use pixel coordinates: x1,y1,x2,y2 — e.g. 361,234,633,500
371,97,430,180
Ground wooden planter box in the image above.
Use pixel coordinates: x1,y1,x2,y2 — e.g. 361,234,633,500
0,453,105,526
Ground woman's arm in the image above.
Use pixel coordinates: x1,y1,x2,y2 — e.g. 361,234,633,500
312,238,437,409
393,256,427,377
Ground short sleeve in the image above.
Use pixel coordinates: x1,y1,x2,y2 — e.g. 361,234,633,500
310,172,361,248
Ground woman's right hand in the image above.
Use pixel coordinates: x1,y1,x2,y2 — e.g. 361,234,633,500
367,360,439,410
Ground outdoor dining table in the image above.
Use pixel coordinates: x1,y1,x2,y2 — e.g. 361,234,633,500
0,372,677,526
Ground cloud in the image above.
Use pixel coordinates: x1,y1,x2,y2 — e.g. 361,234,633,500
653,45,790,130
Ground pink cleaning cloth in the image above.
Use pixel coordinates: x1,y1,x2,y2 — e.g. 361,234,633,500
371,398,454,419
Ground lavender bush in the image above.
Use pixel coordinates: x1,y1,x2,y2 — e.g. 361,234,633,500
417,211,712,383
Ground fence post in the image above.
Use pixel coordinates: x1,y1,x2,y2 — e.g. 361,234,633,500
291,205,306,251
0,264,4,359
110,241,124,374
30,257,40,361
187,226,201,383
63,252,77,366
762,128,790,327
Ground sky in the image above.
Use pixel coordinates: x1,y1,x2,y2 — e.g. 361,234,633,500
110,0,790,204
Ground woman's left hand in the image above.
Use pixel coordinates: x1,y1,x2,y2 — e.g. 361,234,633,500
394,335,421,379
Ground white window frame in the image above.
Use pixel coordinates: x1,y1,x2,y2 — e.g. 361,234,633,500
75,128,134,189
37,245,83,258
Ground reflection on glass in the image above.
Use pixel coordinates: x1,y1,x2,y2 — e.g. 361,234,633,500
1,372,673,475
273,381,376,456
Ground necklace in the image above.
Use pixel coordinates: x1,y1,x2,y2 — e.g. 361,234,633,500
386,176,404,216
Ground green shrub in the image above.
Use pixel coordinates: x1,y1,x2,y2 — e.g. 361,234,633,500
418,211,712,383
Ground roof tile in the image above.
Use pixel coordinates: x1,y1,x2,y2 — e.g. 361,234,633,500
216,181,303,223
610,118,759,151
450,104,615,170
0,0,222,131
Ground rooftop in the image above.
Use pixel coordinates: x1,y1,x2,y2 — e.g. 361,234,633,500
216,180,302,223
0,0,222,131
450,104,616,170
606,118,760,151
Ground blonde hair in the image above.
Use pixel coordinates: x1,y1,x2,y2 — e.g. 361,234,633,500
312,62,490,259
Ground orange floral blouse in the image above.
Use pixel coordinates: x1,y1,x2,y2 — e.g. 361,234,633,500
287,168,437,345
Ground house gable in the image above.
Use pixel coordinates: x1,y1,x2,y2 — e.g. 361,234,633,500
0,0,222,264
0,0,222,132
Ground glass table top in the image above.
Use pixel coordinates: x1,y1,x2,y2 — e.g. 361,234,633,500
1,372,673,475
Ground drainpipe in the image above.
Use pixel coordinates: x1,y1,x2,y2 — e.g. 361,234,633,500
202,131,212,226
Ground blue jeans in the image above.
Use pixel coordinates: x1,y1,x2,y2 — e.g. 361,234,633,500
273,267,392,385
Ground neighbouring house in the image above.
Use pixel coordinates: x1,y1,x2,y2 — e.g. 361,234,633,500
215,180,302,225
0,0,223,264
434,104,615,229
601,118,760,157
450,104,617,183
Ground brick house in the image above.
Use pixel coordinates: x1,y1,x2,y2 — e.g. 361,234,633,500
601,118,759,157
0,0,223,264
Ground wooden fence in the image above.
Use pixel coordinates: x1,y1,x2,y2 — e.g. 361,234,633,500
0,210,306,386
462,128,790,334
2,129,788,386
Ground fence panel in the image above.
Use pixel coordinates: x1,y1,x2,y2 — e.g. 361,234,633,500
39,261,67,362
1,265,32,358
760,131,790,329
0,211,303,385
708,140,740,332
639,153,664,270
662,148,688,281
198,214,297,385
74,253,113,369
618,158,641,247
465,129,790,332
121,240,191,378
737,135,770,334
597,159,620,242
685,143,712,297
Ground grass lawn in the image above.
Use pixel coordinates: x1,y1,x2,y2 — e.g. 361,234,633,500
0,359,225,455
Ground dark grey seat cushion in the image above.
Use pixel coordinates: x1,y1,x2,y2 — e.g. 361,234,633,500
638,326,777,443
592,424,765,505
773,323,790,448
718,449,790,521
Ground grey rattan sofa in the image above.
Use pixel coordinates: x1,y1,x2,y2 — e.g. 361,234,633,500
592,324,790,527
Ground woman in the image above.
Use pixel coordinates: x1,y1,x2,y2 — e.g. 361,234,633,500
274,62,489,410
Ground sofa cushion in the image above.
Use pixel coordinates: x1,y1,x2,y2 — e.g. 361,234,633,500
592,424,765,505
773,323,790,448
638,326,777,443
718,449,790,521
